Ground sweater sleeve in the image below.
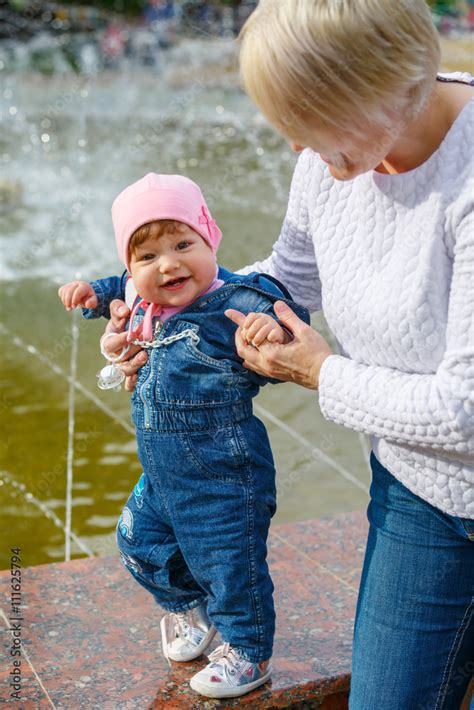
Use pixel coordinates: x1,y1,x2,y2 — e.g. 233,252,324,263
237,149,323,313
318,209,474,460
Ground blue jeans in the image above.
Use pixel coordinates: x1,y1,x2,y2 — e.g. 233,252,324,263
116,415,277,663
350,454,474,709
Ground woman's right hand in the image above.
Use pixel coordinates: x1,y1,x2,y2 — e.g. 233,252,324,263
103,300,148,392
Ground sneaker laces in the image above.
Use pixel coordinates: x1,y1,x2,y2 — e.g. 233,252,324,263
207,642,244,674
175,611,191,637
160,609,206,666
160,611,194,667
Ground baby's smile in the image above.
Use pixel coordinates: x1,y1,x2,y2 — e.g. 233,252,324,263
161,276,191,290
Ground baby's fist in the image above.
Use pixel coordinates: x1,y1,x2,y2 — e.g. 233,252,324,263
239,312,291,347
58,280,98,310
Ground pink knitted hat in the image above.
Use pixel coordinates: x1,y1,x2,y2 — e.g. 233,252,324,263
111,173,222,270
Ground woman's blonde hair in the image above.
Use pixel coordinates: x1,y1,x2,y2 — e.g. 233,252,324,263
239,0,441,136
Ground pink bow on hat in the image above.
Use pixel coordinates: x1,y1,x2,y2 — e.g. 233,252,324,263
198,205,221,247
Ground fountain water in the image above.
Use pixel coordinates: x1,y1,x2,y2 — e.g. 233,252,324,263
0,31,370,566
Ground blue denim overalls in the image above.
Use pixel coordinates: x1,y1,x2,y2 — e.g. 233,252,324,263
83,266,310,662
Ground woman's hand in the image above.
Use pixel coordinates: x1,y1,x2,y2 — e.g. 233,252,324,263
102,300,148,392
225,301,333,390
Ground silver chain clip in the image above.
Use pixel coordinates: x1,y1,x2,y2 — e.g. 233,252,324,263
132,328,200,350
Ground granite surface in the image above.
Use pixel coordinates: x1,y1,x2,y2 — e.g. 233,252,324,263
0,511,368,709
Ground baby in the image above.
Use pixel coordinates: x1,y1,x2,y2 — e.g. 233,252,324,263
59,173,310,699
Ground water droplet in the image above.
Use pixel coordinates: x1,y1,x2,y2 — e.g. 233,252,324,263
41,133,50,143
256,147,264,156
216,105,224,114
78,139,87,148
9,106,17,116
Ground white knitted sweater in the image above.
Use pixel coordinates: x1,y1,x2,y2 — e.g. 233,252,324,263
240,76,474,519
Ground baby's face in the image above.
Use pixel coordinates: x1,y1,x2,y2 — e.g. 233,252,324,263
129,225,217,307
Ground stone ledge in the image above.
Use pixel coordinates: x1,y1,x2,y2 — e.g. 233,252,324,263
0,511,367,708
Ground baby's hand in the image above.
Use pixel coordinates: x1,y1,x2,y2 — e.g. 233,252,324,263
229,311,292,347
58,280,98,311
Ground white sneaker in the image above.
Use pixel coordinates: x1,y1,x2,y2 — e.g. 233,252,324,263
160,602,216,663
190,642,272,698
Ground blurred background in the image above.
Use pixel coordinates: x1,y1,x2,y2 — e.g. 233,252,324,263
1,0,473,569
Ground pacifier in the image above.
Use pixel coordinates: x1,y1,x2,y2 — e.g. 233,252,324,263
97,332,131,391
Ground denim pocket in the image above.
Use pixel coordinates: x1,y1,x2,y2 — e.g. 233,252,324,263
460,518,474,541
178,424,250,483
152,321,237,406
181,321,233,373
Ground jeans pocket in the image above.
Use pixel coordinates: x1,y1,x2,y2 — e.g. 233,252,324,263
180,321,232,373
178,424,250,483
460,518,474,541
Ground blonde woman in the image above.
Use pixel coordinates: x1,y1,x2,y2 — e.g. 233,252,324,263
228,1,474,706
103,0,473,706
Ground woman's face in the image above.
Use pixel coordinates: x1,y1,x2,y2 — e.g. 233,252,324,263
285,119,401,180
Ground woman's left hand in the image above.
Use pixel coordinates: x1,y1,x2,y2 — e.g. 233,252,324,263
224,301,333,390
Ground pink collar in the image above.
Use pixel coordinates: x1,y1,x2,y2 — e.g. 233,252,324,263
126,274,224,342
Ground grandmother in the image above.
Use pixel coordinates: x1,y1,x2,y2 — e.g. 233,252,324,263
103,1,473,707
